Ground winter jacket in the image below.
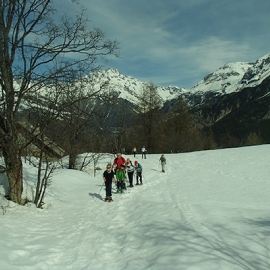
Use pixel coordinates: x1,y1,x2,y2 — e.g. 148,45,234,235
126,161,134,173
135,163,142,173
103,170,115,182
160,157,166,164
113,157,126,170
116,169,126,181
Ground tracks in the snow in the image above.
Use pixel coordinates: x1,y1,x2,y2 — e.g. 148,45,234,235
163,188,254,270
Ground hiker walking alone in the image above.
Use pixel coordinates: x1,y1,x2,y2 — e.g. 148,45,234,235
126,158,134,187
134,160,143,185
159,154,166,172
103,164,115,202
141,146,147,159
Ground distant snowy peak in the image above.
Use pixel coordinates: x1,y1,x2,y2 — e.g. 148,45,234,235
190,62,253,95
156,85,187,100
190,52,270,96
240,52,270,87
89,68,185,105
89,68,146,104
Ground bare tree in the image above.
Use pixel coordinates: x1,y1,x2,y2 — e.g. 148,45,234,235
34,149,55,209
52,73,119,169
57,78,102,169
0,0,118,204
79,152,111,177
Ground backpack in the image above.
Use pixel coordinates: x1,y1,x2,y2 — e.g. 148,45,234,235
160,157,166,163
136,163,142,172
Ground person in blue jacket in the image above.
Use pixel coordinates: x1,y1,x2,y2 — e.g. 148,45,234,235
134,160,143,185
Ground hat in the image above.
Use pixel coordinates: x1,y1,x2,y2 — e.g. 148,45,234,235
134,161,138,165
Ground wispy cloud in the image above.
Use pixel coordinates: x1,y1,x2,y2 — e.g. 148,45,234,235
55,0,270,88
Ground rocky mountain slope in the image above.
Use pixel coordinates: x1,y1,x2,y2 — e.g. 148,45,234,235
91,52,270,144
88,68,186,104
187,52,270,144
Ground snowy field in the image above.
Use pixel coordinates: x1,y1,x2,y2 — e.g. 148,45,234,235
0,145,270,270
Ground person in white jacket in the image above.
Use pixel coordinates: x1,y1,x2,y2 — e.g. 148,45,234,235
125,158,134,187
141,146,147,159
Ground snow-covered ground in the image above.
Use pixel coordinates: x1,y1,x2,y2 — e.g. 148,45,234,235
0,145,270,270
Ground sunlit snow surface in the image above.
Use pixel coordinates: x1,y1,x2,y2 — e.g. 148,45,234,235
0,145,270,269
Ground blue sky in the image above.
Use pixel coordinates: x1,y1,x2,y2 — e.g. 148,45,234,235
59,0,270,88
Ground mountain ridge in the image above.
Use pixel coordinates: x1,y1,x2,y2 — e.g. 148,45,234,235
91,52,270,144
91,52,270,111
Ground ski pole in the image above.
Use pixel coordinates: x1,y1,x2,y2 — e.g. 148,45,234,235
142,173,147,184
99,181,105,194
125,179,131,193
112,181,117,191
114,180,118,192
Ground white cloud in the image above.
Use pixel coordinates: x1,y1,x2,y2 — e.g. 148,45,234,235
54,0,270,87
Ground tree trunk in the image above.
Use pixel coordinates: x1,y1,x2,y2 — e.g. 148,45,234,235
69,150,77,169
2,139,24,205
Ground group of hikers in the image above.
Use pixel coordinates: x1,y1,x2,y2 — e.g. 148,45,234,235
103,151,167,202
102,153,143,202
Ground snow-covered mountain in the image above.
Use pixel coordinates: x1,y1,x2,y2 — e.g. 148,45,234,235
88,68,186,105
240,52,270,87
184,62,253,107
182,52,270,108
87,52,270,112
85,53,270,145
186,52,270,145
191,62,252,94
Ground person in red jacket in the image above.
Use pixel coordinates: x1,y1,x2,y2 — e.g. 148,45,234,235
113,152,126,170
